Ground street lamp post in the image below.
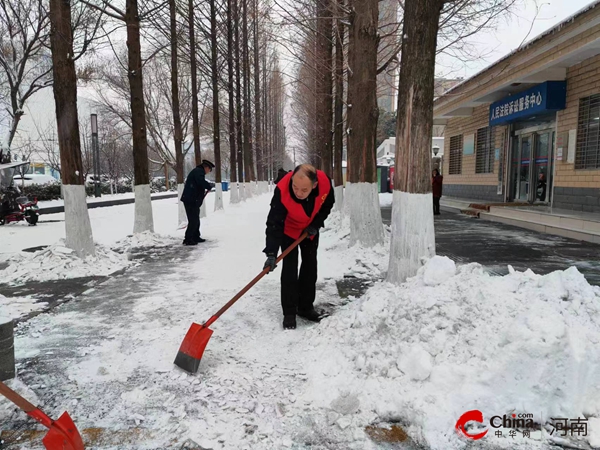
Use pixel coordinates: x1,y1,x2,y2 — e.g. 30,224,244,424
91,114,101,197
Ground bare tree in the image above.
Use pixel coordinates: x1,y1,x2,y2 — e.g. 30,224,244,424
315,0,333,177
49,0,95,256
0,0,103,159
226,0,240,202
187,0,202,166
209,0,224,210
80,0,166,233
252,0,264,183
333,0,345,209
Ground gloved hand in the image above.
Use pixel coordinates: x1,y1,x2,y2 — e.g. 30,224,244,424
264,254,277,273
304,225,319,237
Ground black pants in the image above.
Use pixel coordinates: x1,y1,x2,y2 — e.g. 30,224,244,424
280,233,319,316
433,196,441,215
184,203,201,242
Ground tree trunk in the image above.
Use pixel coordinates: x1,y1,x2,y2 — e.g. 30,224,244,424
49,0,95,257
170,0,186,226
316,0,333,177
333,0,345,210
253,0,263,182
234,0,245,198
210,0,223,210
188,0,202,166
227,0,239,203
126,0,154,233
388,0,442,284
242,0,253,195
345,0,383,247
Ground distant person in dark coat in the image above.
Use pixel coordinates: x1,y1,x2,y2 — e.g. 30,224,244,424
181,160,215,245
432,168,443,216
274,168,289,184
263,164,335,330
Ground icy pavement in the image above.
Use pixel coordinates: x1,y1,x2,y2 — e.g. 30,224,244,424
381,206,600,286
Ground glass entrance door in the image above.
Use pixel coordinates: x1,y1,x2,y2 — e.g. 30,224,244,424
532,131,554,203
509,130,554,203
511,134,532,201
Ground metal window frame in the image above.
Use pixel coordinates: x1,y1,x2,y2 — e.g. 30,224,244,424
575,93,600,170
475,126,495,174
449,134,463,175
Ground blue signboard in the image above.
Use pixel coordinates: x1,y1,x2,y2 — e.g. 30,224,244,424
489,81,567,126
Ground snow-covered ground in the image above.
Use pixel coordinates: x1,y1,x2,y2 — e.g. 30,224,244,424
2,189,600,449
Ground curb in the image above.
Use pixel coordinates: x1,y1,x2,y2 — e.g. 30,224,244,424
38,193,179,215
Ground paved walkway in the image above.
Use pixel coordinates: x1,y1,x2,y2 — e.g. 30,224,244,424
381,207,600,286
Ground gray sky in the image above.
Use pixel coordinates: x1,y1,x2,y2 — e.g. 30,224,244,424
437,0,594,79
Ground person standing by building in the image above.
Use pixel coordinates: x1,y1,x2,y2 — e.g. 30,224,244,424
432,168,443,215
263,164,335,330
181,160,215,245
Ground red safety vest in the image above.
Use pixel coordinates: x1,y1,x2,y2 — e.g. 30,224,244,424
278,170,331,239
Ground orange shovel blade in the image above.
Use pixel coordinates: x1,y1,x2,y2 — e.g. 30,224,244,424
174,322,214,374
42,411,84,450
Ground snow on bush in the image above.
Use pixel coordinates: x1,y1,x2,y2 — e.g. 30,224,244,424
0,241,130,285
304,256,600,449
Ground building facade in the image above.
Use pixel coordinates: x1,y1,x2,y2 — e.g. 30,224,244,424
433,1,600,213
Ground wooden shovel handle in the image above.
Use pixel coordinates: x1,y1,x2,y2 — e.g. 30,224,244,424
204,232,308,327
0,380,37,412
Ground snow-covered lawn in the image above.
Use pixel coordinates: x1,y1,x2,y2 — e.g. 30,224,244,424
2,189,600,449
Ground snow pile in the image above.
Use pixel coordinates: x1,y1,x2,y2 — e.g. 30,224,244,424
304,256,600,449
320,210,390,280
0,241,130,284
0,293,47,320
113,231,180,252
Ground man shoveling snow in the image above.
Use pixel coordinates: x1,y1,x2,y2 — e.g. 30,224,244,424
263,164,335,330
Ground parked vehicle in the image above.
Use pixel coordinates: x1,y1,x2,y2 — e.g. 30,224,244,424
0,162,40,226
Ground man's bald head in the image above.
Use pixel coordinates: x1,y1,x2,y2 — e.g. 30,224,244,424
292,164,318,200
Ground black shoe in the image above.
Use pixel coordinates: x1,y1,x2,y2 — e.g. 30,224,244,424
298,308,322,323
196,238,206,243
283,315,296,330
183,240,198,246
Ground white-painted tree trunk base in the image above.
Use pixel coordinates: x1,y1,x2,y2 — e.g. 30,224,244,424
239,183,246,201
334,185,344,214
347,182,384,247
133,184,154,234
177,184,186,227
230,182,240,203
387,190,436,285
200,201,207,218
63,184,95,258
245,182,254,198
214,184,224,211
260,181,267,194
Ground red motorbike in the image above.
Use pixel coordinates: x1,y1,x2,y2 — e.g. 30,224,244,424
0,161,40,226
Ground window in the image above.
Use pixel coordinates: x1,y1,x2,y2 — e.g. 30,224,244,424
576,94,600,169
449,135,463,175
476,127,495,174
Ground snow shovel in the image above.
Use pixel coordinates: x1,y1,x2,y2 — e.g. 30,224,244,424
0,380,84,450
174,232,308,374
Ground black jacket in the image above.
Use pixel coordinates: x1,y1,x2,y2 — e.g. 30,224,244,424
181,166,214,206
274,169,289,184
264,175,335,255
